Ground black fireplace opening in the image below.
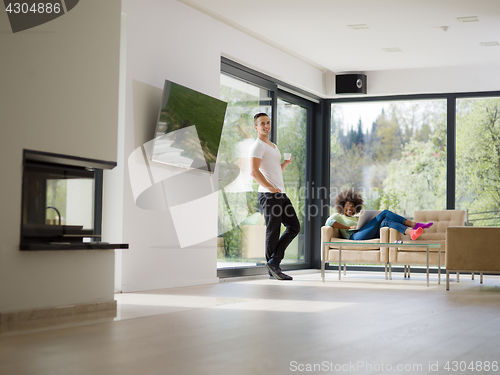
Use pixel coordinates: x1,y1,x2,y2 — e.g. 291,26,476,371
20,150,128,251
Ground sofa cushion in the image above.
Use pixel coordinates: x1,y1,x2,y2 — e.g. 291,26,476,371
325,238,381,250
414,210,465,223
398,239,445,252
394,251,442,265
327,249,382,262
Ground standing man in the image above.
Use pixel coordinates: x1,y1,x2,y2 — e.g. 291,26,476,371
249,113,300,280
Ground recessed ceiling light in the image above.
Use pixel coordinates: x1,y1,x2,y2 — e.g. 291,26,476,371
480,41,500,47
457,16,479,22
383,47,402,52
348,24,369,30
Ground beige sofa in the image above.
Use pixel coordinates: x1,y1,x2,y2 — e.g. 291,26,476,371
321,210,466,282
446,226,500,290
388,210,466,276
320,226,393,282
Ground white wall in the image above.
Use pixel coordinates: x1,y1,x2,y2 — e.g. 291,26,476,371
366,63,500,96
114,0,324,292
0,1,121,313
326,63,500,97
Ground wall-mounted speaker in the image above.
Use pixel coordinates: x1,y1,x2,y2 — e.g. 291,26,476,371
335,74,367,95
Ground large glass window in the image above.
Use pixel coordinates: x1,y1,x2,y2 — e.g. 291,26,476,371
330,100,447,217
456,97,500,226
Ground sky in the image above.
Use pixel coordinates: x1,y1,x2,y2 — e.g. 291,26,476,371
332,102,390,133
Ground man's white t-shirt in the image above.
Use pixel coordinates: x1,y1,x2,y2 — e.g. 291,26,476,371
248,138,285,193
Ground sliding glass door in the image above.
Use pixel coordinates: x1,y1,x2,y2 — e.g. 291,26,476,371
217,72,312,271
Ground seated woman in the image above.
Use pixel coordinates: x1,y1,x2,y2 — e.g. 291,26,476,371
325,189,433,241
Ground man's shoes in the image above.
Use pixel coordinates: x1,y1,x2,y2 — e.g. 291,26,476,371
266,262,282,279
266,262,293,281
279,272,293,280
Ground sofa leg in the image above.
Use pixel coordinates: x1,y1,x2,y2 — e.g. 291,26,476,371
389,263,392,280
385,263,388,280
344,262,347,276
446,271,450,291
471,272,474,280
408,265,411,278
321,245,325,283
404,265,407,278
457,272,459,282
480,272,483,284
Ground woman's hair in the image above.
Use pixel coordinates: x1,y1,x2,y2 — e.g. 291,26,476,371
334,189,364,214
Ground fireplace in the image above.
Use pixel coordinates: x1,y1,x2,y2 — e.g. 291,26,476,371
20,150,128,251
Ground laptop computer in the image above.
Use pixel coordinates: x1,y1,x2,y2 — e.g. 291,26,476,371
356,210,382,229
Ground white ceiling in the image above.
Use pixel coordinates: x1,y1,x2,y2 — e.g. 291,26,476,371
178,0,500,73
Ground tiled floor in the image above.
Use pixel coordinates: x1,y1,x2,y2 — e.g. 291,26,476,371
1,270,500,375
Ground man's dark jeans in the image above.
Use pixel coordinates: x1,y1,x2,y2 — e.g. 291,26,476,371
258,192,300,265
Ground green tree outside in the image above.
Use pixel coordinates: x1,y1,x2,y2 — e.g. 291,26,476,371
456,98,500,226
330,100,447,217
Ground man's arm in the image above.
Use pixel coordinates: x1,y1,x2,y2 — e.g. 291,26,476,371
250,157,281,193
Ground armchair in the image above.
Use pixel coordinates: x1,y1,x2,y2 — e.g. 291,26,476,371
446,226,500,290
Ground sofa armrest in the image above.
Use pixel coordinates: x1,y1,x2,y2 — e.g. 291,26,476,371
382,228,402,262
388,228,400,262
321,226,342,262
321,225,339,243
379,227,389,262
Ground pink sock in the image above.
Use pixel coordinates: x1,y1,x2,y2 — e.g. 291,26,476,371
413,222,433,230
410,227,423,240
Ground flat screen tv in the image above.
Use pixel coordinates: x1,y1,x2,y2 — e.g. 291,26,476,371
151,80,228,174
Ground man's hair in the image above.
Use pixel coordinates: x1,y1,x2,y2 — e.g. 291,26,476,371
334,189,364,214
253,112,269,125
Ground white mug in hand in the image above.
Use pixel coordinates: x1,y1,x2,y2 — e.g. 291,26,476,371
283,153,291,160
